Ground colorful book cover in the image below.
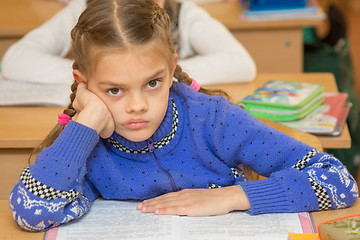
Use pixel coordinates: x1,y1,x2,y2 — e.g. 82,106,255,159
238,80,324,122
240,80,323,107
280,92,348,135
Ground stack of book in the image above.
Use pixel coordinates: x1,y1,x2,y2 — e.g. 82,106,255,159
239,0,326,21
280,92,351,136
238,80,350,136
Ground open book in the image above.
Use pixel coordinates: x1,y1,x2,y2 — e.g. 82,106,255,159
45,199,315,240
0,74,70,107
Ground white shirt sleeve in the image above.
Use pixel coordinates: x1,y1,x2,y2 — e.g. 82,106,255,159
177,2,256,85
1,0,86,84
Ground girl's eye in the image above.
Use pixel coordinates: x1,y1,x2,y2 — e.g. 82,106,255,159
107,88,122,96
147,80,160,89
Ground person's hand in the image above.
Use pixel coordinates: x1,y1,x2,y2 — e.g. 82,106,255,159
136,185,250,216
73,82,115,138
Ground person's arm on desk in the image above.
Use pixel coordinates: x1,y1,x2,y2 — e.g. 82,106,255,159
8,120,100,232
1,0,86,85
137,100,358,216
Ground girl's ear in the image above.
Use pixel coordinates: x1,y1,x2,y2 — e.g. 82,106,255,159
170,54,178,78
169,54,178,87
73,70,88,83
170,53,179,81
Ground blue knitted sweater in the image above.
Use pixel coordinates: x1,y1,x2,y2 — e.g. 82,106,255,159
9,82,358,231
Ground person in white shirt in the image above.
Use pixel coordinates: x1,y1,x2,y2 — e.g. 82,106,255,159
1,0,256,85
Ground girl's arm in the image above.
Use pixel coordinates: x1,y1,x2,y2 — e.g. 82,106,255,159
1,0,86,84
9,83,115,231
9,121,100,231
215,101,359,215
138,99,358,216
177,2,256,85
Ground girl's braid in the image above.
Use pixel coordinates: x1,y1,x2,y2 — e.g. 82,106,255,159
63,80,78,118
174,64,192,85
29,72,79,162
174,64,229,99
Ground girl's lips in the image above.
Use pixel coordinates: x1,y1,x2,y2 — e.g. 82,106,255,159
124,119,148,129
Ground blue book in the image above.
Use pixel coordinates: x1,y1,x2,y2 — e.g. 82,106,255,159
248,0,306,11
240,0,325,21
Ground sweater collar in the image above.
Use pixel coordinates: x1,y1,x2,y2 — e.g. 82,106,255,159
107,98,178,153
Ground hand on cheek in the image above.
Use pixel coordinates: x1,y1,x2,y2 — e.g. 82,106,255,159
136,186,250,217
73,82,115,137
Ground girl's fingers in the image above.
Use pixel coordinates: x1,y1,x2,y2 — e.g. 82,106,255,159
137,186,250,216
72,82,89,112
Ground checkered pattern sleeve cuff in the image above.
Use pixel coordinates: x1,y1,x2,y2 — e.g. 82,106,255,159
291,149,332,211
20,167,90,205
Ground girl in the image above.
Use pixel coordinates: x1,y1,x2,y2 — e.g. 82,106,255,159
9,0,358,232
1,0,256,87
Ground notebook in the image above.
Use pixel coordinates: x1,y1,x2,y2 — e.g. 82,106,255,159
238,80,324,122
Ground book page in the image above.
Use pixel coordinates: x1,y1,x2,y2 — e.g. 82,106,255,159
48,200,180,240
46,200,312,240
180,211,305,240
0,75,70,107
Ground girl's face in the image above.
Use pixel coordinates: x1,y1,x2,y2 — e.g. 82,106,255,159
85,45,177,142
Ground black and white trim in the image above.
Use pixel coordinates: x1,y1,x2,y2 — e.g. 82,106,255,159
108,98,178,154
208,183,221,189
231,167,248,181
308,177,332,210
292,149,319,171
20,167,88,205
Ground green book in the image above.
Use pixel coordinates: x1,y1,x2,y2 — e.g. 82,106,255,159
238,80,324,122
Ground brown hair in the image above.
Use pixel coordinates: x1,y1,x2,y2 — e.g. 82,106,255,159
31,0,227,160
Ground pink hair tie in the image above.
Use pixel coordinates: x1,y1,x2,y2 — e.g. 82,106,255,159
190,78,200,92
58,113,72,126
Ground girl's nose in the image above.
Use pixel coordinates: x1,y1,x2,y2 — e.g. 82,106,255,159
126,92,148,113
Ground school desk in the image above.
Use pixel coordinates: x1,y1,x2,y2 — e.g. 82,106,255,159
199,0,326,73
0,0,325,73
0,73,352,201
0,198,359,239
0,0,63,58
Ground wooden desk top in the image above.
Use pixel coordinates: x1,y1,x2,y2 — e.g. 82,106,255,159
1,199,359,239
0,106,63,148
0,73,351,149
0,0,63,37
199,0,326,31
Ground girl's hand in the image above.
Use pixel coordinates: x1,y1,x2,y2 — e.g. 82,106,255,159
73,82,115,138
136,186,250,216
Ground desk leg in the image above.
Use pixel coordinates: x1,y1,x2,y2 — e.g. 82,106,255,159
0,149,32,200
